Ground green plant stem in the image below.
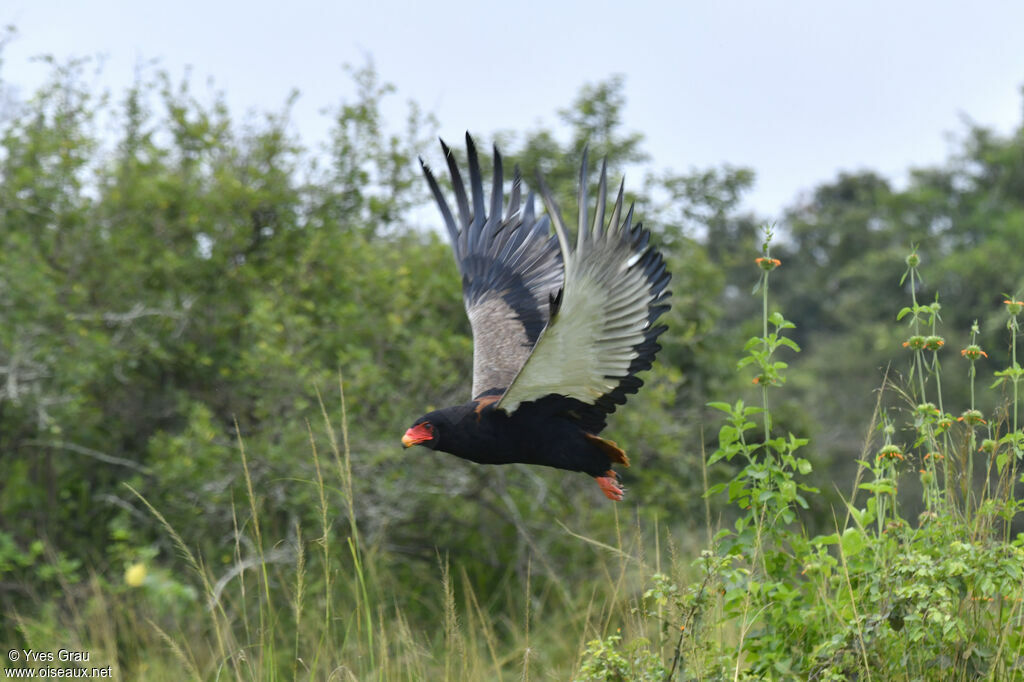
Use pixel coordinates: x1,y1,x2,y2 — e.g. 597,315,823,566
761,261,771,441
1011,319,1020,510
1013,320,1019,435
930,314,945,420
909,267,928,403
969,361,976,410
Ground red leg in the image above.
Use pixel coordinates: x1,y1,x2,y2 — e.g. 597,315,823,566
595,470,624,501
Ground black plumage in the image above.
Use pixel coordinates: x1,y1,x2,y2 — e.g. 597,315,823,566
403,134,671,501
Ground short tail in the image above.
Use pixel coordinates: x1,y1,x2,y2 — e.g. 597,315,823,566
584,433,630,467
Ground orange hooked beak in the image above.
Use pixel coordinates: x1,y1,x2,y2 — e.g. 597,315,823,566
402,423,433,448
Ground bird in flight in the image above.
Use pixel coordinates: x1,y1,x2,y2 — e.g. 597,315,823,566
402,134,671,500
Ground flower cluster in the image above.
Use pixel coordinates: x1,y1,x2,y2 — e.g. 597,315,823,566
755,257,781,271
903,335,944,351
876,444,904,462
1005,299,1024,316
958,409,986,426
960,344,988,360
903,335,926,351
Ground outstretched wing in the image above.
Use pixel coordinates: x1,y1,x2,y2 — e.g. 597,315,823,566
496,152,671,421
421,134,564,399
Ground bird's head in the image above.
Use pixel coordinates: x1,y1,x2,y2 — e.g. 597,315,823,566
402,417,439,449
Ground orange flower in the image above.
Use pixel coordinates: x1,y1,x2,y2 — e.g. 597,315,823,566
876,444,904,461
957,409,986,426
960,345,988,360
903,335,926,350
755,257,781,271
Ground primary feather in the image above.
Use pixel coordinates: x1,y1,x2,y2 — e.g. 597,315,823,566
421,134,563,399
497,150,671,415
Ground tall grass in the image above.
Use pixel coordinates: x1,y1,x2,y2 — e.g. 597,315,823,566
23,374,664,681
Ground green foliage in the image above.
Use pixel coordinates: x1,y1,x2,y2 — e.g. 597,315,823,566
773,117,1024,497
1,49,742,671
577,634,666,681
579,236,1024,680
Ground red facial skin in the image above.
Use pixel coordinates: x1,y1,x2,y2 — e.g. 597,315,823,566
401,422,434,448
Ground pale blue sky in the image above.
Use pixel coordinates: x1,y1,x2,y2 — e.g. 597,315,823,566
5,0,1024,218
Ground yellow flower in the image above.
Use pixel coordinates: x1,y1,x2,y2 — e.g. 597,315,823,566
125,562,147,587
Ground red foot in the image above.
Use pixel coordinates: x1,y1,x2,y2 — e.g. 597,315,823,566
595,470,624,501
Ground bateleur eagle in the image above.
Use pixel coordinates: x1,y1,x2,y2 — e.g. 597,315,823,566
402,134,671,501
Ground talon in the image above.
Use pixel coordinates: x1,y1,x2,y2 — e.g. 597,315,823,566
595,470,625,501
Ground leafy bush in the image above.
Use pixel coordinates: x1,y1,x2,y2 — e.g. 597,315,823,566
578,232,1024,680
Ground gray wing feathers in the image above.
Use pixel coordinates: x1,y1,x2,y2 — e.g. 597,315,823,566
497,151,671,414
421,134,564,399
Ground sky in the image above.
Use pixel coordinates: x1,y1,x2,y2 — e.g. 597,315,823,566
4,0,1024,219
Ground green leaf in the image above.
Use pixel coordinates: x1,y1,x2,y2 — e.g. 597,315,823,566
710,443,740,464
718,424,737,445
779,337,801,352
840,527,866,557
705,482,727,497
815,533,840,546
859,481,896,495
707,401,733,414
996,452,1009,474
780,479,796,500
